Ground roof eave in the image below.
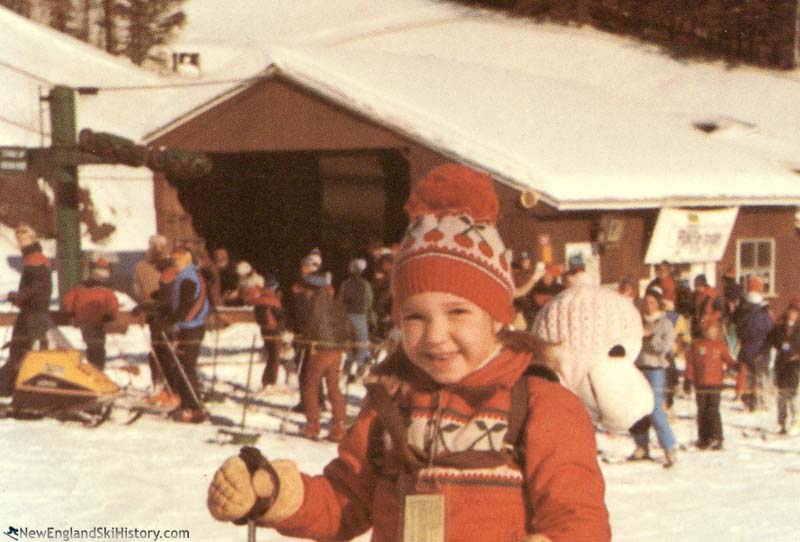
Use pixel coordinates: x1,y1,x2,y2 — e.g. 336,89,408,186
142,65,800,213
554,196,800,211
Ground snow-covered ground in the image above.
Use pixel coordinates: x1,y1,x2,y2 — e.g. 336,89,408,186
1,322,798,542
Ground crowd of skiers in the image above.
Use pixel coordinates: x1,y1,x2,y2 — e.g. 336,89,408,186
0,212,798,443
0,223,798,439
617,262,798,460
127,233,402,434
504,251,799,462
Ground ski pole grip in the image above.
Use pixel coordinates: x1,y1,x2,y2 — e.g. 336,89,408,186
233,446,281,526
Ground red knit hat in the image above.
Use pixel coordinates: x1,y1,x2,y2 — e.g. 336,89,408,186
391,163,515,324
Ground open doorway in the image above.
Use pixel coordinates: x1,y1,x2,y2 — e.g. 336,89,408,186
172,149,409,287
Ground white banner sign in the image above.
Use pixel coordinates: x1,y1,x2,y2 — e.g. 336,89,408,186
645,207,738,264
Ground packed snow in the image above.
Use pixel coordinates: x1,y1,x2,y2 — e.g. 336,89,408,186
1,322,798,542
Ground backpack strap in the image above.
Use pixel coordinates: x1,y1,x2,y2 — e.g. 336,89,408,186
185,274,208,323
364,382,425,472
504,364,559,458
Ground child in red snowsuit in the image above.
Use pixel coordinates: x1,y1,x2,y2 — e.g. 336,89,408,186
206,164,610,542
684,323,736,449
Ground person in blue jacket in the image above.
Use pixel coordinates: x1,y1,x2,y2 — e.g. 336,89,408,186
735,276,774,412
161,247,210,423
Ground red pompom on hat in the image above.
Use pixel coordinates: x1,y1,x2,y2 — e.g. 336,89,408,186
404,163,500,223
392,163,515,324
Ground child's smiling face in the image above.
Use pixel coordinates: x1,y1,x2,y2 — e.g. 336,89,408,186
399,291,503,384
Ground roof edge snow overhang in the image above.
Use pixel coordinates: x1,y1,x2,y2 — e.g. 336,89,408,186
552,196,800,212
272,67,800,212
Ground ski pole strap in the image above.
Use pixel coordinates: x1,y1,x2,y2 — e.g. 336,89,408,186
233,446,281,526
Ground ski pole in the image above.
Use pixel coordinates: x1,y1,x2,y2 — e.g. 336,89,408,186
149,340,174,396
160,330,207,414
211,313,221,395
0,324,11,363
240,335,258,431
247,520,256,542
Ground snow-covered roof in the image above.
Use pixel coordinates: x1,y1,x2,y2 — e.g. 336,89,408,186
0,7,165,144
144,2,800,210
136,0,461,145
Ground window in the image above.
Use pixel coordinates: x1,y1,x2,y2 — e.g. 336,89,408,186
736,238,775,295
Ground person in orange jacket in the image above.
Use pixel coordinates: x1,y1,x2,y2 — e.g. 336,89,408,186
63,259,120,370
684,322,736,450
206,164,610,542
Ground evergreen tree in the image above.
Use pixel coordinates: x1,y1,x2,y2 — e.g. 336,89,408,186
0,0,33,17
44,0,73,33
1,0,186,67
98,0,123,54
120,0,186,65
75,0,94,42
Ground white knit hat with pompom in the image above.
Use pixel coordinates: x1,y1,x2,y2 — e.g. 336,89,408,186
532,284,643,355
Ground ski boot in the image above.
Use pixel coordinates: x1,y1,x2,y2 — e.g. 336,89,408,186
627,446,650,461
663,448,678,468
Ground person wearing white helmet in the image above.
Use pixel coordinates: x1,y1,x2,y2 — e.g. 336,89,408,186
132,234,172,387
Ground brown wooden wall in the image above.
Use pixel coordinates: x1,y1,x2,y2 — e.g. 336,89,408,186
151,77,448,181
150,76,450,246
722,206,800,314
495,181,655,284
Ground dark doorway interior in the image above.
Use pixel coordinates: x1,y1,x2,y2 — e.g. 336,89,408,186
173,149,409,287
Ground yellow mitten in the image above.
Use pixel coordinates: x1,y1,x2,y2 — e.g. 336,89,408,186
525,535,553,542
207,447,304,526
207,456,258,521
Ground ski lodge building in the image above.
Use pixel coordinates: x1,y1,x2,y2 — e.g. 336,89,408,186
143,2,800,309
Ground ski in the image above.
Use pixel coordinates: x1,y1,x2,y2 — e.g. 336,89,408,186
739,427,800,441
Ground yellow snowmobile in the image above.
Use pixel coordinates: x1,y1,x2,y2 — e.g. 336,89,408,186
2,349,120,426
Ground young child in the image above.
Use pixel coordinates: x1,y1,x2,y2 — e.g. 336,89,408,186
206,164,610,542
684,323,736,450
